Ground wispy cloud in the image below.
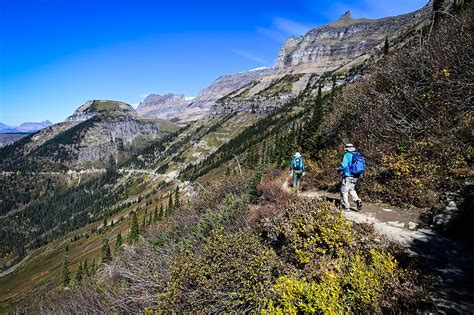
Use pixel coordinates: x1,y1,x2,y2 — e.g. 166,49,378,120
274,17,311,36
257,17,313,44
185,96,195,101
232,49,269,66
256,27,288,43
139,92,150,98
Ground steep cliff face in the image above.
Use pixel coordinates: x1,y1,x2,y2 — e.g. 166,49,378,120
136,93,188,121
275,10,425,70
219,6,430,111
0,100,178,171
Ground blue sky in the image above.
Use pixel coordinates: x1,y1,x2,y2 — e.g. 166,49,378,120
0,0,427,126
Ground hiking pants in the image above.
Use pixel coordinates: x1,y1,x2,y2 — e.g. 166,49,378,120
341,177,361,210
292,170,303,189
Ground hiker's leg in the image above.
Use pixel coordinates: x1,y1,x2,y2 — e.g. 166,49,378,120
341,178,350,210
292,173,297,188
349,178,360,202
296,173,302,189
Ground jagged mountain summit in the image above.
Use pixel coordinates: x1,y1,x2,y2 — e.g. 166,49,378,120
136,67,273,123
0,100,178,171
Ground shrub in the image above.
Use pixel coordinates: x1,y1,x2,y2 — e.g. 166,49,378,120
269,200,354,264
264,248,422,314
157,228,282,312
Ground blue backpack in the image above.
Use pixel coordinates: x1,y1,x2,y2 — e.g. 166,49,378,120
350,152,365,177
293,157,302,170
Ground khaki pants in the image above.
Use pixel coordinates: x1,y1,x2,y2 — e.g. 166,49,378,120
341,177,361,210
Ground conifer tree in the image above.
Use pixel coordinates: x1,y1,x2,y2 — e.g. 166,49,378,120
102,217,107,232
90,259,97,275
168,193,174,214
383,36,390,55
83,258,89,277
159,204,164,220
128,212,139,244
61,244,71,287
74,263,84,283
141,209,148,230
331,75,337,98
174,186,181,209
153,205,158,222
303,84,323,157
114,232,123,254
101,238,112,264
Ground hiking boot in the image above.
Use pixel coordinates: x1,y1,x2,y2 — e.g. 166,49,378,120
356,200,363,211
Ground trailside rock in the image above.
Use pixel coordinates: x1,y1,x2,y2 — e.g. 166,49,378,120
432,201,459,230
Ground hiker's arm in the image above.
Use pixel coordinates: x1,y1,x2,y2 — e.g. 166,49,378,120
337,153,350,172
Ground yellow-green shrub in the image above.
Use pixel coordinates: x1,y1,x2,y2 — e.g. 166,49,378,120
158,228,281,312
277,200,354,264
264,248,411,314
265,273,344,314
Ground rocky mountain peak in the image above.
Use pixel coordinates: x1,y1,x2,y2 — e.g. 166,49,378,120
340,10,352,20
66,100,134,122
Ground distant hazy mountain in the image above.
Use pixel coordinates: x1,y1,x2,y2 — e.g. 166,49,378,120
0,120,53,133
15,120,52,132
0,123,17,133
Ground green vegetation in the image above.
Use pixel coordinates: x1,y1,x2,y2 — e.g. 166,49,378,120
90,100,124,112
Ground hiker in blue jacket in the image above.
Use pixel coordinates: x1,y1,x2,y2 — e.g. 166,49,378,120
337,144,363,211
290,152,305,190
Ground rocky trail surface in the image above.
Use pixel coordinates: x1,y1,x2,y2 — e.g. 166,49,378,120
283,178,474,313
